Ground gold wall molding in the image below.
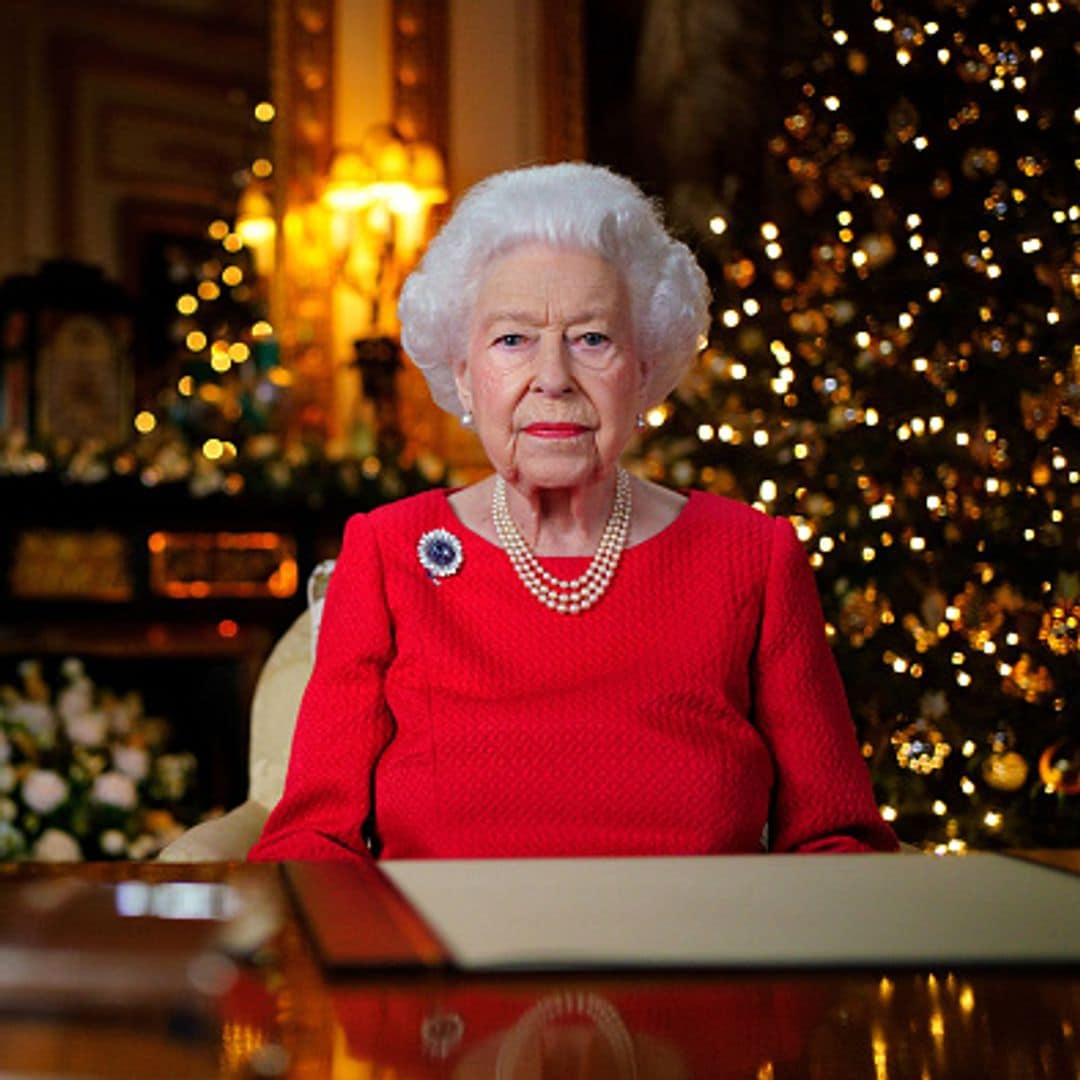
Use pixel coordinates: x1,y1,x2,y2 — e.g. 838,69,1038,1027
271,0,336,435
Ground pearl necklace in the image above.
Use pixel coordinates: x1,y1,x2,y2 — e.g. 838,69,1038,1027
492,469,631,614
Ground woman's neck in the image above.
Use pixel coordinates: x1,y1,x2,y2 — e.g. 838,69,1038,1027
502,471,621,557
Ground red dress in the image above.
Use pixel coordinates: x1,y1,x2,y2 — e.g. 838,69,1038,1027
248,489,897,862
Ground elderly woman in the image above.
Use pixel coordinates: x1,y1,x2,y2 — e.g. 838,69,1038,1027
249,163,897,862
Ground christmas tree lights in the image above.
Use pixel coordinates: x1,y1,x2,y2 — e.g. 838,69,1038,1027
639,0,1078,848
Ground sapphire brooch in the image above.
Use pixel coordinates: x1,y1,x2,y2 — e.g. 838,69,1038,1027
417,529,464,582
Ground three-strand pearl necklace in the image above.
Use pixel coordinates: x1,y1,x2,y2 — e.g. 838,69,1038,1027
491,469,632,614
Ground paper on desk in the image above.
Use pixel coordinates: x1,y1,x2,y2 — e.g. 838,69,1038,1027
381,853,1080,970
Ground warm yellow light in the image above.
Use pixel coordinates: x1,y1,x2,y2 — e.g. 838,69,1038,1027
759,479,777,502
251,158,273,178
722,309,740,328
197,281,220,301
229,343,250,362
938,48,951,64
176,294,198,315
730,362,747,380
235,180,276,266
765,241,783,260
222,265,244,286
186,331,207,352
223,233,244,253
743,298,760,316
880,805,898,822
896,48,911,66
753,430,769,447
645,406,667,428
932,800,947,816
252,320,273,338
865,408,879,426
202,438,224,460
178,376,194,396
254,101,276,122
208,219,229,240
210,353,231,373
709,215,728,235
134,411,156,434
697,424,715,441
760,222,780,241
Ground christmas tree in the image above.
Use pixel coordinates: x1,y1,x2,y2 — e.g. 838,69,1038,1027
639,0,1078,848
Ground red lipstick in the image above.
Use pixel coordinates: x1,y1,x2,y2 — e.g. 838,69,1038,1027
523,423,589,438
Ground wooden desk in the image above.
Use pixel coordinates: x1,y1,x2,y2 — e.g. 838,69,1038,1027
0,859,1077,1079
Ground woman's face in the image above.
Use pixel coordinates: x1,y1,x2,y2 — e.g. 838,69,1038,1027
454,244,644,494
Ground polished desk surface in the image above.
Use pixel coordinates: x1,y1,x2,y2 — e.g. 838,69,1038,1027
0,856,1077,1079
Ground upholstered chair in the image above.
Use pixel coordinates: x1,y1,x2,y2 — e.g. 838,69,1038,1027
157,561,334,862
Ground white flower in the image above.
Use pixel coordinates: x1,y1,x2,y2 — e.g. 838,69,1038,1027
0,764,15,794
0,822,26,859
32,828,83,862
22,769,69,815
10,701,56,740
57,678,94,722
127,834,157,860
60,657,85,680
106,694,140,735
100,829,128,856
0,797,16,821
65,710,108,747
112,745,150,783
91,771,137,810
155,753,195,801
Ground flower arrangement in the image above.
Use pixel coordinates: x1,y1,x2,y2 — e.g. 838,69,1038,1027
0,658,204,861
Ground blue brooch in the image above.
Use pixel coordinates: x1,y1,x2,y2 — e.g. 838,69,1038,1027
417,528,464,583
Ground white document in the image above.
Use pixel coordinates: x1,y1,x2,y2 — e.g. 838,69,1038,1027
382,854,1080,970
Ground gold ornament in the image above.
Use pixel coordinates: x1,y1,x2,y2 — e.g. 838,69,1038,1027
962,146,1001,179
1040,601,1079,656
1002,654,1054,704
981,751,1029,792
839,584,889,646
1039,738,1080,796
892,718,951,775
931,170,952,199
951,582,1004,648
1020,387,1062,440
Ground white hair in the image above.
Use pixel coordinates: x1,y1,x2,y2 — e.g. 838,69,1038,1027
398,162,711,416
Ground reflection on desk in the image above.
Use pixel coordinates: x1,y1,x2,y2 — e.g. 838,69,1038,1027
0,858,1077,1079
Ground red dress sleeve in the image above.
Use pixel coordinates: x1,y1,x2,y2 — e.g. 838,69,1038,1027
248,514,395,863
752,517,899,853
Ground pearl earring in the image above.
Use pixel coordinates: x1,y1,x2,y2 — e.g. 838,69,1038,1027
634,413,647,430
461,410,474,428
